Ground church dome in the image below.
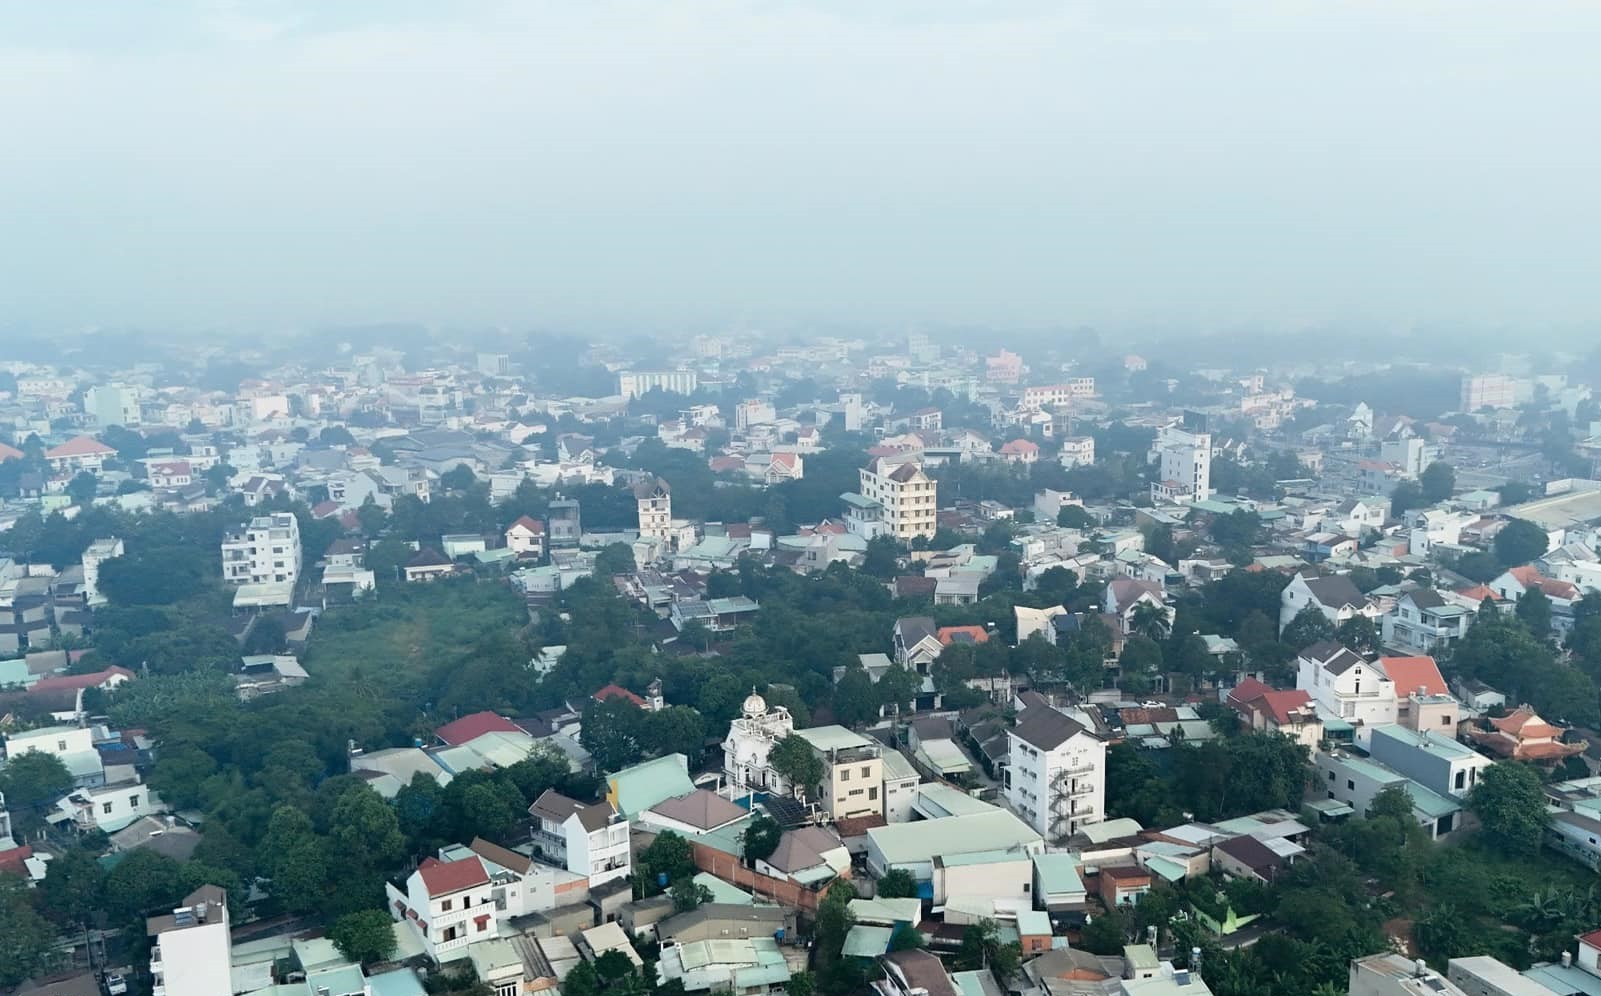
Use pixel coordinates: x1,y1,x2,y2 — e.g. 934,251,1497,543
741,690,767,717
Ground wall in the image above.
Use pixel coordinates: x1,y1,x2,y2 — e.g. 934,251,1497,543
690,843,836,913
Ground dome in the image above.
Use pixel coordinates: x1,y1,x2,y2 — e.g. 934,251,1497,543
741,690,767,717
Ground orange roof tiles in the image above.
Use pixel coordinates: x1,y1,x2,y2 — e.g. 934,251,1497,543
1379,656,1448,697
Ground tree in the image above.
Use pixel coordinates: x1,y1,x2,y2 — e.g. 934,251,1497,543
1420,461,1456,503
594,542,637,578
1130,602,1171,642
768,735,824,799
831,668,881,728
37,848,105,928
1335,615,1379,656
862,535,900,579
1390,480,1424,519
1118,637,1163,692
1469,762,1551,856
330,909,399,965
0,876,59,987
877,869,918,898
1058,505,1094,529
669,877,714,912
0,750,73,836
1494,519,1550,567
875,665,922,716
580,697,645,772
1078,908,1128,955
242,615,288,655
637,830,696,888
643,706,708,763
741,814,783,866
441,464,477,492
66,470,98,505
1517,584,1553,638
260,805,330,914
1281,604,1335,650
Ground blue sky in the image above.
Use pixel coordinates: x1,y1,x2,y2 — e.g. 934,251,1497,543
2,1,1599,335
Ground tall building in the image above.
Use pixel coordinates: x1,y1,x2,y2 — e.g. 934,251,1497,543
793,725,885,821
618,370,698,400
1460,374,1518,411
635,478,672,543
148,886,232,996
1005,706,1107,842
476,352,511,377
84,383,142,428
847,457,937,541
548,496,582,547
1150,425,1212,504
81,536,123,608
221,512,302,587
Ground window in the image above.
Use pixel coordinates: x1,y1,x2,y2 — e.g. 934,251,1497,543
441,899,453,912
1347,779,1355,791
58,739,67,751
129,795,140,808
1441,715,1452,726
861,766,871,778
868,787,878,801
1455,771,1466,790
840,768,850,782
103,802,114,814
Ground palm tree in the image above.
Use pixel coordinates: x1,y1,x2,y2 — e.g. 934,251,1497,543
1131,601,1171,642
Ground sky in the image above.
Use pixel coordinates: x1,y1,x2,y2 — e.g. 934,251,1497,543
2,0,1599,336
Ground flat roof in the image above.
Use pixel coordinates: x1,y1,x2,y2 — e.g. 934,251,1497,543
796,725,874,752
868,811,1041,866
1504,488,1601,531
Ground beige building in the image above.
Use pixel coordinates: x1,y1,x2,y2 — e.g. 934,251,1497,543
635,477,672,543
854,457,937,541
795,725,884,820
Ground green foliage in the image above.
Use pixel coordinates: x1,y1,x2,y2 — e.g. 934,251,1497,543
1420,461,1456,502
330,909,399,964
1495,519,1551,567
876,868,918,899
580,697,645,772
669,878,714,912
1057,505,1094,529
0,750,74,836
1469,763,1552,857
1516,585,1553,637
741,815,783,867
768,734,825,798
1280,604,1335,651
1078,908,1128,955
1334,615,1379,655
1390,480,1425,519
638,831,697,891
1452,614,1599,726
0,876,59,987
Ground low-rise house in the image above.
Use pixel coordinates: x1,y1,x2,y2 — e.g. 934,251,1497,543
874,949,959,996
1383,589,1475,655
1296,641,1397,739
1279,571,1380,634
528,790,631,888
1225,679,1322,749
1097,864,1151,908
1211,834,1295,885
1464,706,1587,763
1313,749,1463,839
387,855,499,964
1367,725,1490,800
404,547,456,582
506,515,547,558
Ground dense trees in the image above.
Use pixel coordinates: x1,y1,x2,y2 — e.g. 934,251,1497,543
0,751,73,836
1494,519,1551,567
330,909,399,965
1420,461,1456,503
768,735,824,798
1469,763,1551,857
0,876,59,987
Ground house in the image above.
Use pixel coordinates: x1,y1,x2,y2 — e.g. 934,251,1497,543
528,790,631,888
1382,589,1475,655
1059,436,1095,469
865,810,1042,885
893,616,943,674
435,711,528,747
463,837,589,921
1368,725,1490,800
722,691,798,798
1489,566,1580,636
654,935,791,995
1349,953,1463,996
221,512,302,588
640,789,749,837
999,439,1039,464
1296,641,1397,740
146,886,231,996
874,949,959,996
850,457,937,542
1225,679,1322,750
1211,834,1295,884
1279,571,1378,634
1004,706,1107,841
45,435,115,474
1103,579,1172,636
441,534,487,559
387,856,498,964
763,452,804,484
1097,864,1152,907
51,778,164,833
794,725,885,820
1314,750,1463,839
1464,706,1587,763
757,825,851,887
404,548,456,582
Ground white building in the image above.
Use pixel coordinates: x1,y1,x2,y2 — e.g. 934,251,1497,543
221,512,302,587
734,400,777,430
388,855,499,964
1349,953,1468,996
148,886,232,996
1005,706,1107,842
1150,425,1211,503
81,536,123,608
636,478,673,544
505,516,546,558
1058,436,1095,469
1020,381,1095,410
722,691,797,797
1461,374,1518,411
619,370,699,400
53,778,164,833
850,457,937,542
85,383,142,428
1297,642,1397,735
528,790,631,888
1382,438,1437,479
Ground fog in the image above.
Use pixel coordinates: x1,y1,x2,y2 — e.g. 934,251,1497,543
2,0,1599,335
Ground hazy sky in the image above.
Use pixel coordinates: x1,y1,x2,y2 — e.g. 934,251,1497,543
2,0,1599,334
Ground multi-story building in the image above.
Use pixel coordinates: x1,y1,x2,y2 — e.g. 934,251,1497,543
221,512,302,587
1296,642,1397,738
148,886,232,996
734,400,777,431
793,725,884,821
618,370,698,400
722,691,797,797
1058,436,1095,469
1019,381,1095,410
1004,706,1107,842
528,790,631,888
1460,373,1518,411
84,383,142,428
505,516,546,558
849,457,936,542
388,856,499,964
81,536,123,608
635,478,672,544
1150,424,1212,503
1367,725,1490,800
1349,953,1468,996
1382,589,1475,655
548,496,582,547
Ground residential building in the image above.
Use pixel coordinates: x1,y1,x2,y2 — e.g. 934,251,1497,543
1279,571,1378,633
548,497,582,546
654,935,791,995
722,691,797,798
849,457,937,542
85,383,142,428
1367,725,1490,799
793,725,884,820
45,435,116,474
1461,374,1518,411
1005,706,1107,841
52,778,163,833
619,370,698,399
1225,680,1322,750
1314,750,1463,839
1464,706,1587,763
1020,381,1094,410
734,400,776,430
1058,436,1095,468
1150,424,1211,503
80,536,123,608
505,516,546,558
221,512,302,587
147,886,232,996
1447,957,1564,996
636,478,673,544
528,789,631,887
1296,642,1397,736
1350,953,1469,996
999,439,1040,464
388,856,499,964
1383,589,1474,655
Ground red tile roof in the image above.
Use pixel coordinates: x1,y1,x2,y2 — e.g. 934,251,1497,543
434,711,525,746
508,515,544,535
0,441,23,462
937,626,990,646
1251,690,1314,726
594,684,645,707
1379,656,1448,698
1226,678,1273,708
1000,439,1039,455
0,844,33,877
1579,928,1601,950
416,856,489,897
45,435,115,458
30,666,136,694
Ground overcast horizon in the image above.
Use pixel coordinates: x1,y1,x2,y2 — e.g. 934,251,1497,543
3,1,1600,335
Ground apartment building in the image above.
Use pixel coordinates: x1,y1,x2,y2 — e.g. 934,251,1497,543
793,725,885,820
221,512,302,587
148,886,232,996
635,478,673,544
1150,425,1212,503
618,370,698,399
1019,380,1095,410
850,457,937,542
1005,706,1107,842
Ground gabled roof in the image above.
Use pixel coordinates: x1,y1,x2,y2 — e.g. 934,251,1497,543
1011,705,1096,750
406,547,451,568
1402,588,1447,610
45,435,115,458
417,855,489,897
508,515,544,535
895,616,938,646
1378,656,1448,697
435,711,525,746
1298,574,1365,610
1225,678,1273,708
1301,641,1367,676
763,825,844,874
1215,834,1288,880
30,666,135,693
468,837,535,874
1247,689,1315,726
530,789,615,832
647,789,748,831
594,684,645,707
